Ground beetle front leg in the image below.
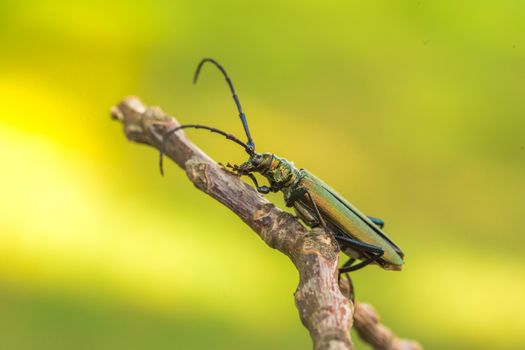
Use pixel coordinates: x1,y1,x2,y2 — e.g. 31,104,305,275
244,173,271,194
219,162,242,176
219,163,271,193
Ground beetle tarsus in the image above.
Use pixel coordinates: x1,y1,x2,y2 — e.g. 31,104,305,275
335,234,385,273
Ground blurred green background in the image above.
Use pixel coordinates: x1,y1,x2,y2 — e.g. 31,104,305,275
1,1,524,349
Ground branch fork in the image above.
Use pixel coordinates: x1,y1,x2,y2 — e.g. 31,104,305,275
111,96,421,350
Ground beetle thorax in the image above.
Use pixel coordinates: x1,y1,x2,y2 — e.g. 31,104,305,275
260,155,299,189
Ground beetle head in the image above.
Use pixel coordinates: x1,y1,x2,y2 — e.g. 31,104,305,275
237,152,274,174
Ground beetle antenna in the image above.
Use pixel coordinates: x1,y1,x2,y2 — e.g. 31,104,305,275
159,124,254,176
193,58,255,151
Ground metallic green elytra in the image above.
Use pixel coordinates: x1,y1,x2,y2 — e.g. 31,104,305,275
238,153,404,271
160,58,405,274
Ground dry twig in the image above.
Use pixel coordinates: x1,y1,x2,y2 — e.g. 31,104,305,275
111,97,422,350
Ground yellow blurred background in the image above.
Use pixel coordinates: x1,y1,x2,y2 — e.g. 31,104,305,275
1,1,524,349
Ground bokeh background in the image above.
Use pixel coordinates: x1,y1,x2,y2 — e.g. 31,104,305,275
1,1,524,349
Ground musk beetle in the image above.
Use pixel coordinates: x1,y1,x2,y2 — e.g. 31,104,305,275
159,58,404,275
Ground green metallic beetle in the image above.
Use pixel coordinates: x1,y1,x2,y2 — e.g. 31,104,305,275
160,58,404,274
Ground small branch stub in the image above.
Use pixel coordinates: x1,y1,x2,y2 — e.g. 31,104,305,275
111,96,421,350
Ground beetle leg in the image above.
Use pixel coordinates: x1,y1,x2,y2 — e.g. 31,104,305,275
285,186,307,207
334,234,384,273
294,189,384,273
367,216,385,229
341,258,356,270
218,162,241,176
341,255,382,272
243,173,271,194
219,163,270,193
338,272,355,303
304,191,328,229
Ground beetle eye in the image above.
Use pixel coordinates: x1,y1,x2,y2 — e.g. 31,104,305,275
252,154,262,165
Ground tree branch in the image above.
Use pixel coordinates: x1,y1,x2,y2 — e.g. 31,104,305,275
110,96,422,350
353,303,422,350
